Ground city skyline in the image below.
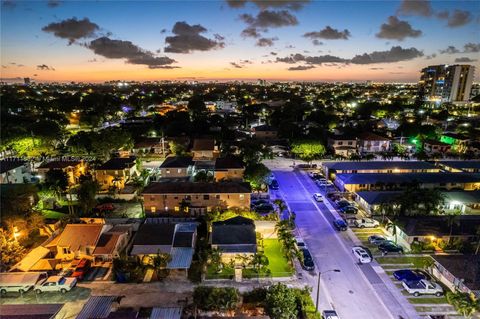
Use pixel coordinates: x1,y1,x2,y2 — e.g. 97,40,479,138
1,0,479,83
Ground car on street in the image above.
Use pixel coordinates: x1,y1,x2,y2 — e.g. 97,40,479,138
34,276,77,294
393,269,428,282
333,219,348,231
269,179,279,190
295,237,308,250
71,258,91,280
354,218,379,228
322,310,339,319
254,203,275,214
379,242,404,255
313,193,324,202
352,246,372,263
368,234,387,245
300,249,315,271
402,279,443,297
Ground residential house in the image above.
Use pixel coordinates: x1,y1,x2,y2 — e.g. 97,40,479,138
93,225,132,261
46,224,105,261
132,137,165,156
322,161,439,179
211,216,257,262
159,156,194,179
252,125,278,140
327,135,357,157
130,219,197,274
95,156,138,191
37,160,87,186
334,172,480,192
424,139,451,154
192,138,219,161
440,133,470,153
214,157,245,181
0,159,31,184
357,132,391,153
142,181,251,215
386,216,480,251
431,255,480,297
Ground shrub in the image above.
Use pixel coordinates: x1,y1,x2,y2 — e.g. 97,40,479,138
193,286,239,312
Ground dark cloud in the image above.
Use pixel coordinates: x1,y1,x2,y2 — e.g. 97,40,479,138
1,65,7,69
47,0,61,8
445,10,472,27
160,29,167,34
369,67,384,70
436,10,449,19
425,53,437,59
256,37,278,47
148,65,180,69
464,43,480,53
226,0,309,10
312,39,323,46
230,62,243,68
270,51,277,55
285,44,295,49
455,57,477,63
276,53,347,65
37,64,55,71
241,27,261,38
288,64,315,71
397,0,432,17
376,16,422,40
164,21,225,53
240,10,298,28
303,26,350,40
229,59,252,68
88,37,177,68
350,46,424,64
42,17,99,44
439,46,460,54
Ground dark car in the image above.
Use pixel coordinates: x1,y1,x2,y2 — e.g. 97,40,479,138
269,180,279,190
379,242,404,255
333,219,348,231
251,199,270,207
339,206,358,214
393,269,427,282
301,249,315,271
254,203,275,214
71,258,91,280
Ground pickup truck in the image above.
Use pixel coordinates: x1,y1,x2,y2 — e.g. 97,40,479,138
34,276,77,294
402,279,443,297
0,272,48,294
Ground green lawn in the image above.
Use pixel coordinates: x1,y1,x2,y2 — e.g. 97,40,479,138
41,209,67,219
205,265,234,279
376,256,432,268
408,297,448,304
263,239,293,277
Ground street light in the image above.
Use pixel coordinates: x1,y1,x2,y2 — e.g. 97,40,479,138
315,269,340,313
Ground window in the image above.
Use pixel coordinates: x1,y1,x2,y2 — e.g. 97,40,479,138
150,196,155,201
240,194,245,200
62,248,70,254
177,168,182,173
166,169,170,174
174,196,178,199
203,195,210,200
151,206,156,213
185,195,191,200
115,170,118,175
348,141,353,145
338,141,343,145
174,206,179,212
215,194,220,199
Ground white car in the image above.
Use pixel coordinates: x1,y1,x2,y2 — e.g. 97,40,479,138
352,246,372,264
294,237,308,250
34,276,77,294
354,218,380,228
313,193,324,202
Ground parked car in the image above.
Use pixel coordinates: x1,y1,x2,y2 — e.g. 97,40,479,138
379,242,404,255
352,246,372,264
34,276,77,294
251,199,270,207
313,193,324,202
337,199,354,208
254,203,275,214
301,249,315,271
322,310,339,319
0,272,48,294
295,237,308,250
393,269,428,282
269,180,279,190
308,172,322,179
333,219,348,231
339,206,358,214
71,258,91,280
368,234,387,245
354,218,379,228
402,279,443,297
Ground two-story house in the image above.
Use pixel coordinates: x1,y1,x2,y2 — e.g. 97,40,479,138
37,160,87,186
159,156,194,179
424,139,452,155
192,139,219,161
142,181,251,215
327,135,358,157
95,156,138,190
214,157,245,181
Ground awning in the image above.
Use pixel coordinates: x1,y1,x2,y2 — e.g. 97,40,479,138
76,296,121,319
166,248,193,269
150,307,182,319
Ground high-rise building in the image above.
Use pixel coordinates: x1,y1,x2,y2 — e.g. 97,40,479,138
419,64,474,103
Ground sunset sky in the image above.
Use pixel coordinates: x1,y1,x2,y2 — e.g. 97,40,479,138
1,0,479,83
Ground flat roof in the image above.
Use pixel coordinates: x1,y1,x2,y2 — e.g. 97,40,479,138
143,181,251,194
160,156,193,168
432,255,480,291
357,190,480,205
395,216,480,237
335,172,480,185
439,161,480,170
323,161,437,171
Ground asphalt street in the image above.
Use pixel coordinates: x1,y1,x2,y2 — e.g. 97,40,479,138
269,166,420,319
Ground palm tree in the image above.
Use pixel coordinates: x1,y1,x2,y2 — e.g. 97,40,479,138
446,209,462,240
475,226,480,255
386,221,399,244
273,199,287,219
208,248,223,273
